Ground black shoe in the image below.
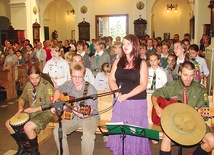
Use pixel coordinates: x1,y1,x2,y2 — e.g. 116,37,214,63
14,145,29,155
30,150,40,155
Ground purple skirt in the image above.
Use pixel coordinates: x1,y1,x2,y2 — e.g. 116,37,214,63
106,99,152,155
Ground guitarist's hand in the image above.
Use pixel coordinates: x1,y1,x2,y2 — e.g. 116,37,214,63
50,107,56,114
154,105,163,118
72,107,92,118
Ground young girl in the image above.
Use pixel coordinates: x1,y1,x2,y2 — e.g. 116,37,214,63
76,40,90,68
147,53,167,90
3,47,18,80
90,38,110,76
24,44,39,69
165,54,176,82
94,62,111,91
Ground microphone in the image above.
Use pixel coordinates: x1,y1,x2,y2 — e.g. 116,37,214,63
114,82,123,102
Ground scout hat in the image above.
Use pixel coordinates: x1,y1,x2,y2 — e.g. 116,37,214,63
161,103,206,146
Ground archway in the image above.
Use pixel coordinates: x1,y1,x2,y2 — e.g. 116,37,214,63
43,0,76,41
151,0,192,40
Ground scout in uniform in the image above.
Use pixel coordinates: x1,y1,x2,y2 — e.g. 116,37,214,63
5,64,54,155
43,47,71,88
151,61,214,155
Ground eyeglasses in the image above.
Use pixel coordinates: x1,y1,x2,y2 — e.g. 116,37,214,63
71,76,83,79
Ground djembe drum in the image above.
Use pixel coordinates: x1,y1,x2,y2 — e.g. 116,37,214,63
10,113,31,151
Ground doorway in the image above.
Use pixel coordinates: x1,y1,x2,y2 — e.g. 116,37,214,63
95,14,128,41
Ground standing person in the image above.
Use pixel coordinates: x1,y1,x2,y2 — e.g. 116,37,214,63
139,44,148,60
51,64,99,155
90,38,110,76
151,61,214,155
147,38,157,56
106,34,151,155
5,64,54,155
199,35,211,58
3,47,18,80
43,40,52,62
160,43,170,69
34,42,47,69
89,39,95,56
16,50,26,66
62,40,71,55
189,44,209,83
76,40,90,68
24,44,39,69
43,47,71,89
172,41,189,80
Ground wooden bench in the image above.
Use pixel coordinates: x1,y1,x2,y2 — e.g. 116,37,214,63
0,66,17,100
17,65,28,89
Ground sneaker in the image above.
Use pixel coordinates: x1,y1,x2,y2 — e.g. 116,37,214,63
14,145,29,155
30,150,40,155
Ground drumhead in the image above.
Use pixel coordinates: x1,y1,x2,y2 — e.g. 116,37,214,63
10,113,30,126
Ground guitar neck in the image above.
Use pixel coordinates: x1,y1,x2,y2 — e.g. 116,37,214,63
198,107,214,118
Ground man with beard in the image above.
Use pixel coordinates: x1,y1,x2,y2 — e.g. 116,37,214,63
5,64,54,155
151,61,214,155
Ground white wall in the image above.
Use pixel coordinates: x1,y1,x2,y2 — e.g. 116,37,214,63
0,0,212,45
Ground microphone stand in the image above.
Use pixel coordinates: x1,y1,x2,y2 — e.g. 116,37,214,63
54,101,64,155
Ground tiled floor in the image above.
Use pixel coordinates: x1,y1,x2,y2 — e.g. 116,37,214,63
0,98,196,155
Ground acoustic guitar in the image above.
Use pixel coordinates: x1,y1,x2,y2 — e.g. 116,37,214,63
151,97,177,125
198,107,214,118
151,97,214,125
53,93,91,120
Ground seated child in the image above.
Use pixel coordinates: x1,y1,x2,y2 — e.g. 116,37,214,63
94,62,111,91
147,53,167,90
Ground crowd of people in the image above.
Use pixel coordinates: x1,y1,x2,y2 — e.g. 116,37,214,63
1,32,213,155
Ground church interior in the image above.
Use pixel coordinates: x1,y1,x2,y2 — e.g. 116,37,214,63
0,0,214,154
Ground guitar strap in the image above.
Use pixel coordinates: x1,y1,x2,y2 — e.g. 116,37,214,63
79,81,89,107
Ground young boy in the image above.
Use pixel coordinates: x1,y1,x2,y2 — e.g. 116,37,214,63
189,44,209,83
160,43,170,69
147,53,167,90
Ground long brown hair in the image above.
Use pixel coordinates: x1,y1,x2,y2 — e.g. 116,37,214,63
117,34,142,70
